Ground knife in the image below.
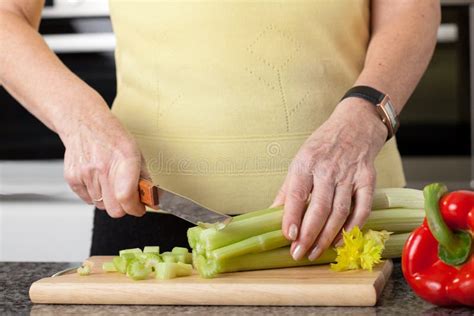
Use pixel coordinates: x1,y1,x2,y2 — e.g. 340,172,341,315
138,179,232,228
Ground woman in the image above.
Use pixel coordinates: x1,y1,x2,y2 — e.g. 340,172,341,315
0,1,440,261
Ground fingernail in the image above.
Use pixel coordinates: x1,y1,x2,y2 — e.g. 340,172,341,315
288,224,298,241
270,202,281,208
308,246,320,261
292,244,303,261
334,238,344,248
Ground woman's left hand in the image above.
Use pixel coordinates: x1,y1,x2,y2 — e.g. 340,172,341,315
272,97,388,261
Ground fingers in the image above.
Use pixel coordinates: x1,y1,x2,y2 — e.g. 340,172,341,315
112,158,146,217
64,166,93,205
308,183,352,260
341,184,375,236
82,168,105,210
291,178,335,260
282,170,313,242
100,172,126,218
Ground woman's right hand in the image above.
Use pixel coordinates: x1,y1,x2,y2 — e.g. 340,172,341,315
60,102,149,218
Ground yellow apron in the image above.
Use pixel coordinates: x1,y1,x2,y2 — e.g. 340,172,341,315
109,0,406,214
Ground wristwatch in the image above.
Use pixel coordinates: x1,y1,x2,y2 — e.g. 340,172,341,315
341,86,400,140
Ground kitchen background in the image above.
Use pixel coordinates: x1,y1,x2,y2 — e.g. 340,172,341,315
0,0,472,262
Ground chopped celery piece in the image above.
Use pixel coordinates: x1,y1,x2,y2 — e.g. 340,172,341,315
102,261,117,272
138,253,162,269
162,254,177,263
155,262,193,280
77,265,92,276
143,246,160,254
126,258,152,280
171,247,189,255
372,188,424,210
113,256,129,274
119,248,142,259
176,253,193,264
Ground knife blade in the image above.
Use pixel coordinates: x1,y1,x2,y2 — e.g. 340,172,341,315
138,179,232,228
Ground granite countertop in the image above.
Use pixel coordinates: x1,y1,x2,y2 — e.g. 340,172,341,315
2,261,473,315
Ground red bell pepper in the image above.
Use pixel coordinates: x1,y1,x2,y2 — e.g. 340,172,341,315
402,183,473,306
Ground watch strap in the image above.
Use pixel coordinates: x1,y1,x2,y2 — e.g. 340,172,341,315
341,85,385,105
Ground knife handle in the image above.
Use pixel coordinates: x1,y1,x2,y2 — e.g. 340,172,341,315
138,178,159,209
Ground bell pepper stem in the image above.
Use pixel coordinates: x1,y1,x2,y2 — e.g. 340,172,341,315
424,183,471,266
424,183,456,247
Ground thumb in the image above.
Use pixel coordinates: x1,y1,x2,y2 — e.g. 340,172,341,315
270,178,289,208
139,154,152,181
113,156,145,216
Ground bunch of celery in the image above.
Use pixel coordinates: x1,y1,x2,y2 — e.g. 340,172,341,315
99,246,193,280
188,188,424,278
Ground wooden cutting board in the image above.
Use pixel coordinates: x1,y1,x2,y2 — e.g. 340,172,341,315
29,256,393,306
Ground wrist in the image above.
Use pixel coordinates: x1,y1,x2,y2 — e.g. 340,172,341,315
55,94,112,143
333,97,388,143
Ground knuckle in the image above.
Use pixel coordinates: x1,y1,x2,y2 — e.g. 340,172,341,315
67,177,82,189
108,210,125,218
288,188,309,202
317,235,331,247
95,161,108,176
333,206,350,219
115,189,134,204
360,167,376,186
310,206,327,219
79,164,93,178
316,162,339,180
63,170,76,184
299,231,315,247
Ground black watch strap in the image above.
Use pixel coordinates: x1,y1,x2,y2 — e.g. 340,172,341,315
341,85,385,105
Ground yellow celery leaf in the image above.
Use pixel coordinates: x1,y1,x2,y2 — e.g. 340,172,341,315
330,227,391,272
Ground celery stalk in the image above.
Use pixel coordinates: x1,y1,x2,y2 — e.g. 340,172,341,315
217,247,336,275
188,207,283,248
379,233,410,258
199,209,284,250
196,233,408,278
210,230,291,260
362,208,424,233
196,208,423,261
231,206,283,222
372,188,424,210
187,226,203,249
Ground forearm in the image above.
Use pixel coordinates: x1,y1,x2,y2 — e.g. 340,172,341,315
0,10,110,137
355,0,440,112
